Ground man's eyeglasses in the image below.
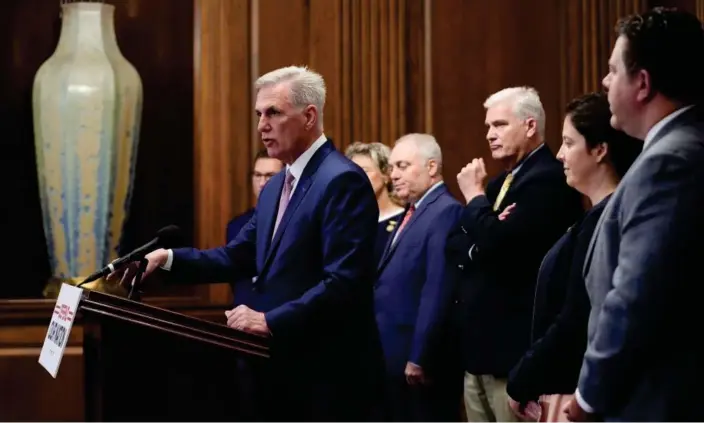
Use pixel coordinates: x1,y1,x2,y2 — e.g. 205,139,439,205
252,172,277,179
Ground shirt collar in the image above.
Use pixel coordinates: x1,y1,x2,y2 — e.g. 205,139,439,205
512,143,545,176
644,106,693,148
287,134,328,180
414,181,444,208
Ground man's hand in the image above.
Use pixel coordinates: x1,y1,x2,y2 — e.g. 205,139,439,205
404,362,426,386
457,158,488,204
498,203,516,221
564,397,593,422
508,396,542,421
106,248,169,289
225,305,270,337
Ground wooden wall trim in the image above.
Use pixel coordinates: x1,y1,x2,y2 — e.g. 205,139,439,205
559,0,646,107
193,0,254,305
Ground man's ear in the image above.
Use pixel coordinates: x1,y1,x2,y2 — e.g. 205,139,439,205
427,159,439,177
635,69,654,103
525,118,538,138
303,105,318,130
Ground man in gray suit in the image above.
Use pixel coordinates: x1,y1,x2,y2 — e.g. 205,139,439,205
565,8,704,421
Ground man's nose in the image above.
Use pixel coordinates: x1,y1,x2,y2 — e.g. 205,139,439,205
257,117,269,132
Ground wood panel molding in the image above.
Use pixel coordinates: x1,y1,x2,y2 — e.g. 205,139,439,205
193,0,254,305
257,0,429,151
559,0,646,106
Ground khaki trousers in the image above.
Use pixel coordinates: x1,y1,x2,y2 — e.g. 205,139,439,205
463,372,520,422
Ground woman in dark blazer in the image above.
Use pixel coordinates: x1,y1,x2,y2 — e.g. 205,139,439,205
504,92,642,421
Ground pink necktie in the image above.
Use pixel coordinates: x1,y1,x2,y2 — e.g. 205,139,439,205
273,170,295,236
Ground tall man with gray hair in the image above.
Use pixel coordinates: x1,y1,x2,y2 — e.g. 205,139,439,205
109,66,385,421
446,87,582,421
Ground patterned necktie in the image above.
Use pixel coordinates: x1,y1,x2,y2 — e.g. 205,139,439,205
393,204,416,243
493,172,513,211
273,170,295,236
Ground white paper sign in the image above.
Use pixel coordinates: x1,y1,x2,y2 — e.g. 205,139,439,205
38,283,83,378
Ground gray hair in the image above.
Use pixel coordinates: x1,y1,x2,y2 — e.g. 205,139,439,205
255,65,326,127
345,141,393,175
395,133,443,170
483,86,546,140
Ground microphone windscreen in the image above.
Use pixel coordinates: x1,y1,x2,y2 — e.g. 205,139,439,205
156,225,181,248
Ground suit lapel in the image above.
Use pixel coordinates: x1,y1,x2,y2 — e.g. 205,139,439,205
261,141,335,273
583,107,701,278
258,172,284,260
582,203,609,278
377,185,447,273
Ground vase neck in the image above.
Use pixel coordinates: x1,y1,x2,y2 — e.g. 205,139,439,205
56,3,119,53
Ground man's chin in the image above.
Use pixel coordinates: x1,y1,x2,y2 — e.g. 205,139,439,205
490,151,505,160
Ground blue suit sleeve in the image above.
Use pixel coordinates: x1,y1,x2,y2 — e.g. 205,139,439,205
170,212,258,283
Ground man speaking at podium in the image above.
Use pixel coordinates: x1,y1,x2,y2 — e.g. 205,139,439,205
109,66,384,421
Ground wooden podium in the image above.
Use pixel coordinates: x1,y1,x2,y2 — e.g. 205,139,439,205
78,290,269,421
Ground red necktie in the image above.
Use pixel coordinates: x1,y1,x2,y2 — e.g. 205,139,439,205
396,204,415,236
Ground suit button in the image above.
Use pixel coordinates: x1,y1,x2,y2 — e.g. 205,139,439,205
458,264,464,270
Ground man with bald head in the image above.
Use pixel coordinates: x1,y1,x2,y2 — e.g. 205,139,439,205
375,133,463,421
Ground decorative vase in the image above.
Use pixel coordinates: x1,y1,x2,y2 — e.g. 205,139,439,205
32,1,143,294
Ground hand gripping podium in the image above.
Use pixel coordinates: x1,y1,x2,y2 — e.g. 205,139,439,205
78,290,269,421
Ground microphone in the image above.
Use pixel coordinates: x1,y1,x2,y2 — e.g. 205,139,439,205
77,225,181,287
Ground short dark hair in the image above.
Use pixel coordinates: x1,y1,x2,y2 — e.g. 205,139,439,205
254,149,271,161
615,7,704,104
565,92,642,178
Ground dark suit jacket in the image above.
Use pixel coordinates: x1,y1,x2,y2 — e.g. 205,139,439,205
507,196,608,402
226,208,255,243
225,208,256,306
447,145,583,376
169,140,384,421
578,106,704,421
375,184,462,376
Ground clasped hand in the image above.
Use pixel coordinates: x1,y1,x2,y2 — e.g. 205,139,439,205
225,305,270,337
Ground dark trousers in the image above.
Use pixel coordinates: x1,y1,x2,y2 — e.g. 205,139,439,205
235,356,386,422
385,372,463,422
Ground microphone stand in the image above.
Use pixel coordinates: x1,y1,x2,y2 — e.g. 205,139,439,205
127,257,148,301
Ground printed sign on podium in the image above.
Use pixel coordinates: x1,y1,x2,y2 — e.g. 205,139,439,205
38,283,83,378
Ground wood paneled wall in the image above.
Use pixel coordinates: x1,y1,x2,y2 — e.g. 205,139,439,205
559,0,645,107
430,0,646,194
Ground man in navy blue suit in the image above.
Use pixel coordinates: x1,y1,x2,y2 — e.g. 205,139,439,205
225,149,282,243
110,66,384,421
376,134,463,421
